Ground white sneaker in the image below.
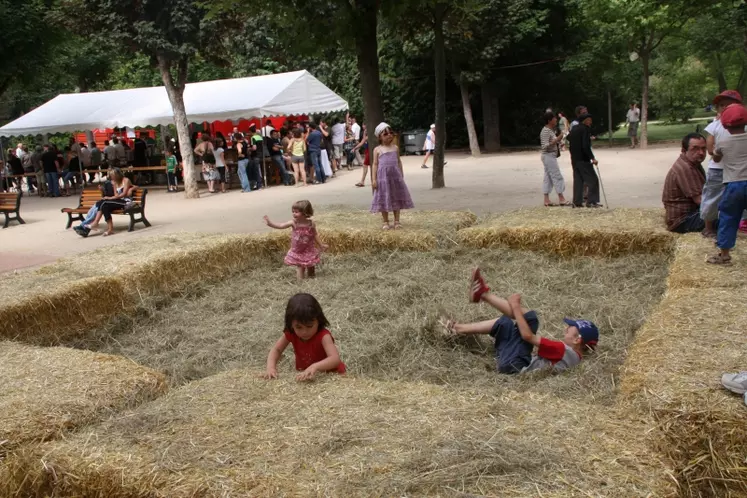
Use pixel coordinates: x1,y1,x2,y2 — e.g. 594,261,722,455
721,372,747,394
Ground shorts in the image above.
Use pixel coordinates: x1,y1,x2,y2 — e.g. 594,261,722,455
627,121,639,137
291,155,304,164
489,311,539,374
333,144,343,160
700,168,724,222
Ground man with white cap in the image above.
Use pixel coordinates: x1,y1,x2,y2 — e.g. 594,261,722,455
422,124,436,169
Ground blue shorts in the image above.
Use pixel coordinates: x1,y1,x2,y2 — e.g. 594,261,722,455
490,311,540,374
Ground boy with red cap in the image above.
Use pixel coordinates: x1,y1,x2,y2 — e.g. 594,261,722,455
441,269,599,374
708,103,747,265
701,90,743,238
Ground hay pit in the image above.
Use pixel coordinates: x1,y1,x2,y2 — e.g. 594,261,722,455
64,248,669,407
0,341,166,458
0,373,674,497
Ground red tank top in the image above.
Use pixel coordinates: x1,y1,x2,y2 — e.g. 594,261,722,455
283,328,346,374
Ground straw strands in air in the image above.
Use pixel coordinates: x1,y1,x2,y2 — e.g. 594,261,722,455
0,342,166,458
0,373,675,497
458,208,676,257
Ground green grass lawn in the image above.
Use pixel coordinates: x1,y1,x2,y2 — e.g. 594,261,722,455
602,112,715,145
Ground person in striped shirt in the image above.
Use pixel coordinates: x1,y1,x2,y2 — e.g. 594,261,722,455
539,112,568,206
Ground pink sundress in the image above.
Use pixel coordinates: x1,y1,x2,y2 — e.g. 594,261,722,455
284,222,321,268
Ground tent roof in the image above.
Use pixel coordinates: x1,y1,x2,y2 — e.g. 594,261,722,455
0,70,348,137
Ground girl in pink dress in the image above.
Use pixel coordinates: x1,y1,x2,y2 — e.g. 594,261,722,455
263,200,328,281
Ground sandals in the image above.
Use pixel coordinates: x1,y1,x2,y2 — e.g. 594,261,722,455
544,203,558,207
102,231,115,237
706,253,732,265
355,183,364,187
469,268,490,303
382,224,392,230
394,222,402,229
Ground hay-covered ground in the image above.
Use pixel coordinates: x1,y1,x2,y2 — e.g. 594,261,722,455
0,373,675,498
666,232,747,289
71,248,669,405
0,341,166,457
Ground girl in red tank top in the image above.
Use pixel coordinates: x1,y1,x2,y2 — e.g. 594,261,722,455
263,293,346,382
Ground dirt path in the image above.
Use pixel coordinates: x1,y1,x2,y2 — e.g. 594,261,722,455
0,145,676,272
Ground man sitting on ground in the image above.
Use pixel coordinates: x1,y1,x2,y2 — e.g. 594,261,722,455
662,133,709,233
441,269,599,375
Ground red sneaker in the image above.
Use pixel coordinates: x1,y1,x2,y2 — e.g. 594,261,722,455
739,220,747,234
469,268,490,303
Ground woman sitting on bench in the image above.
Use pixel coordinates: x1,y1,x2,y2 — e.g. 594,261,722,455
81,168,133,237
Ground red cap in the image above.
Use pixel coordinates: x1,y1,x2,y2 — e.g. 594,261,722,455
720,104,747,128
713,90,743,105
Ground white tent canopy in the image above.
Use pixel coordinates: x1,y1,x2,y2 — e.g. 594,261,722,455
0,70,348,137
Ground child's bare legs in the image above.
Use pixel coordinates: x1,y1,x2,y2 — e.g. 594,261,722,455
359,164,368,185
381,211,391,228
393,210,401,228
86,211,104,229
308,266,316,278
296,266,305,281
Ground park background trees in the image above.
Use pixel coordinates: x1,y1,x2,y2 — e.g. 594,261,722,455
0,0,742,188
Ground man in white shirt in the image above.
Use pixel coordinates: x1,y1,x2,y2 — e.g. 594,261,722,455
350,116,361,144
331,117,346,170
15,143,26,160
625,103,640,148
701,90,743,238
261,119,275,138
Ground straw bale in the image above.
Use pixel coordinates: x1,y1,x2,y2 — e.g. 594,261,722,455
621,288,747,496
0,276,128,345
1,372,674,497
666,233,747,290
0,341,166,458
459,208,676,257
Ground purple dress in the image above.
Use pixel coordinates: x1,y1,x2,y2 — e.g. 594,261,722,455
371,151,414,213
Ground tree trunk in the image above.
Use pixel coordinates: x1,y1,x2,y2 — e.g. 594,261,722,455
432,3,447,188
158,56,198,198
640,52,650,149
353,0,384,156
607,90,612,147
481,82,500,152
715,53,728,92
459,77,480,157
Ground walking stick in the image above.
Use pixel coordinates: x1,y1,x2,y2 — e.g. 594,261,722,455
595,163,610,209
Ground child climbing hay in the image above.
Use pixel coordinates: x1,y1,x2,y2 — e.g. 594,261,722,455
264,200,327,280
264,293,346,381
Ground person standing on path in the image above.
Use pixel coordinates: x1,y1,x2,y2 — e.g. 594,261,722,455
700,90,743,238
422,124,436,169
331,116,346,172
625,103,640,148
568,113,602,208
539,112,568,207
371,122,414,229
558,112,570,150
306,123,325,184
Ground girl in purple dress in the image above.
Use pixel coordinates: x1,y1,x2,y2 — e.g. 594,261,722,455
264,200,328,281
370,122,414,229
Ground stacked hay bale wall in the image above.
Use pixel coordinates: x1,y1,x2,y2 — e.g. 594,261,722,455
621,233,747,496
459,208,676,257
0,342,166,458
0,211,475,345
1,372,675,497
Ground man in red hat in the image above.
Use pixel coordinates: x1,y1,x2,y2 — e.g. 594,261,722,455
708,103,747,265
701,90,743,237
